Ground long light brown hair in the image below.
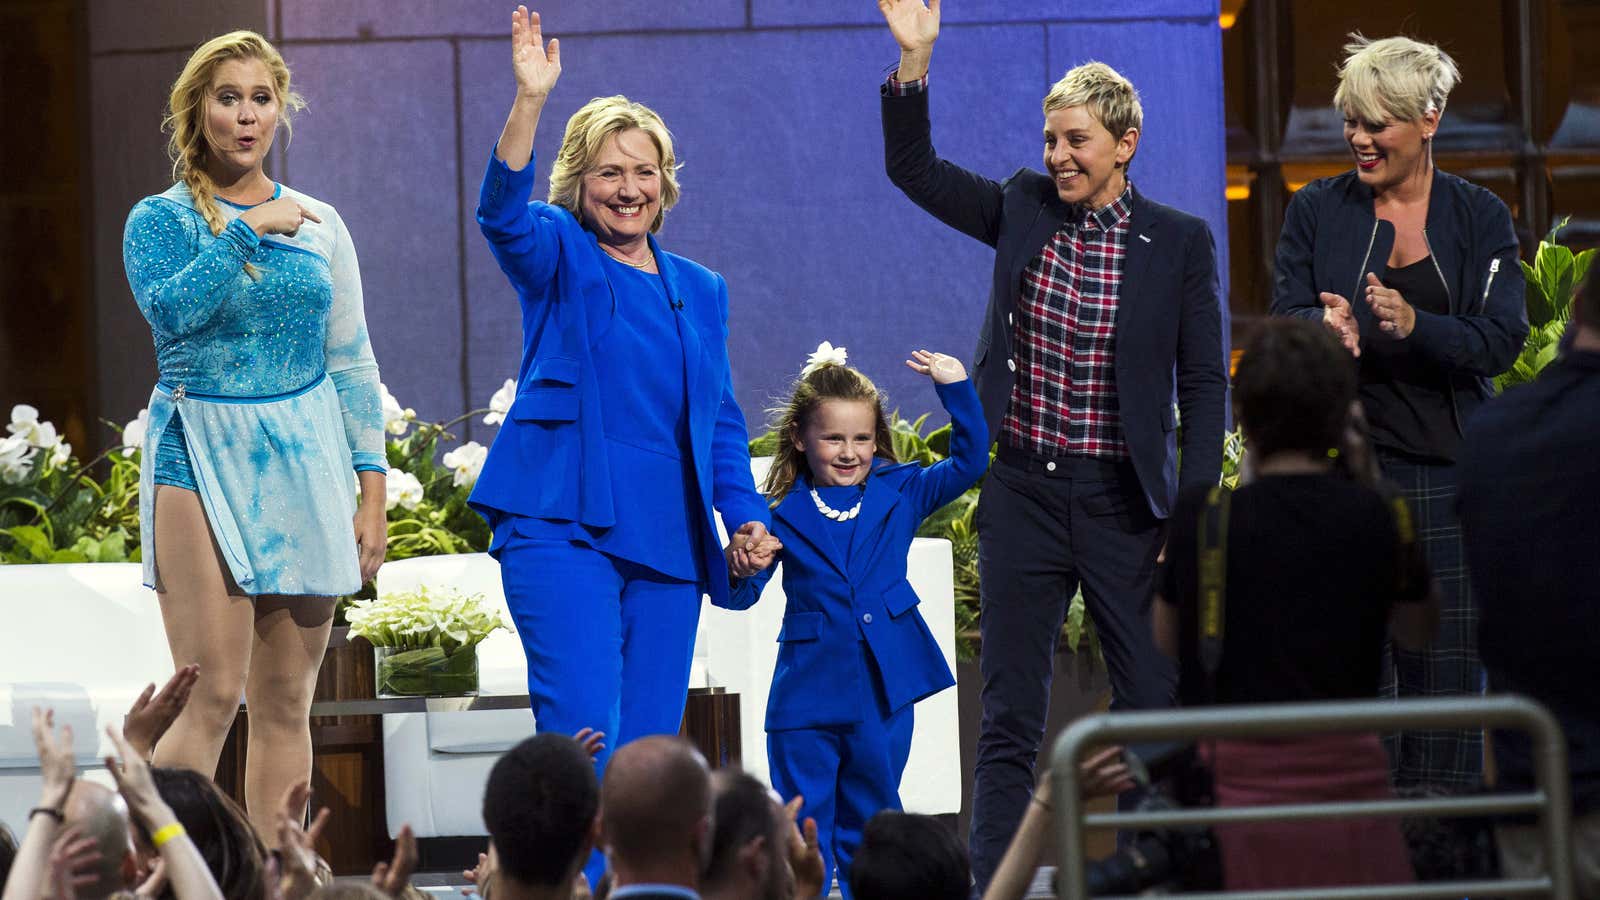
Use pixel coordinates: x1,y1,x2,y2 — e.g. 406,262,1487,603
163,31,304,278
762,363,897,506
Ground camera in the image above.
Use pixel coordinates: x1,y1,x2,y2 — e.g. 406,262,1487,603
1080,742,1223,895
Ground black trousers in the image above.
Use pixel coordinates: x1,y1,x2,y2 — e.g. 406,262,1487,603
967,448,1175,894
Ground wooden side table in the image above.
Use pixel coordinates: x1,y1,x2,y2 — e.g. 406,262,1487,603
217,629,741,874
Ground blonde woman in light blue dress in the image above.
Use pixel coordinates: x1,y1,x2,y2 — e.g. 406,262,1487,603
121,30,386,838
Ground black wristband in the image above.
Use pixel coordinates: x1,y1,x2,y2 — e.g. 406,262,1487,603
29,806,64,822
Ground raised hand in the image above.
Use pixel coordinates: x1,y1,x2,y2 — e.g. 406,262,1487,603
275,781,331,900
124,664,199,762
783,795,826,899
905,349,967,384
1364,271,1416,339
1319,291,1361,357
1077,746,1135,800
460,849,494,898
370,825,418,898
48,826,103,900
878,0,941,53
573,727,606,760
239,197,321,238
510,6,561,98
33,708,76,810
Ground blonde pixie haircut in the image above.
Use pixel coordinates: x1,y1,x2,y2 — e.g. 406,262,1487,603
1333,34,1460,126
547,95,681,234
165,31,305,258
1042,62,1143,157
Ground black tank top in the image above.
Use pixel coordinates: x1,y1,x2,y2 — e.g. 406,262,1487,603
1359,255,1457,462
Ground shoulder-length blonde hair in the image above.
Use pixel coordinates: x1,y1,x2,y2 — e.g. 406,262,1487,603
1333,33,1460,126
762,363,898,506
547,96,681,233
164,31,304,275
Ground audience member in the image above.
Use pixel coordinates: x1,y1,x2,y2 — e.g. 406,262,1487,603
0,822,15,888
143,767,267,900
979,749,1132,900
702,770,826,900
846,813,967,900
1459,272,1600,893
1153,318,1437,890
481,733,601,900
599,736,713,899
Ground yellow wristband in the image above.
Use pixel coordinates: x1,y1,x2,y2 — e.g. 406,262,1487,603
151,823,187,848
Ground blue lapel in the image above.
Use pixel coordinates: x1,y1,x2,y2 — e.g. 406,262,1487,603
650,235,705,408
773,483,848,579
846,463,906,579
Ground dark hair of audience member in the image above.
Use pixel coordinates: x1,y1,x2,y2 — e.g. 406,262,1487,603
1233,318,1358,460
0,821,17,889
848,812,969,900
149,767,269,900
704,770,781,886
481,733,600,887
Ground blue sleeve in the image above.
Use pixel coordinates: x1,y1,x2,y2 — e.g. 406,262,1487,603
903,377,990,518
1404,195,1529,377
718,553,779,612
123,199,259,337
477,149,561,291
322,208,387,472
709,273,773,534
1269,186,1329,324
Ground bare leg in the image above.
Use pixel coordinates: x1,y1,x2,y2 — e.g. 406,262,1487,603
243,594,335,842
151,485,255,776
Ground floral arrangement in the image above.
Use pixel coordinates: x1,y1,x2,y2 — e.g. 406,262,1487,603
0,378,518,569
344,585,510,654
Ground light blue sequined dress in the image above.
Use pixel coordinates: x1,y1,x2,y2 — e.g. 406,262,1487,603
122,182,386,596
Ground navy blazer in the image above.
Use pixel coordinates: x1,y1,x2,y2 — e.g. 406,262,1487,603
1271,168,1528,436
469,152,770,606
719,379,988,732
882,86,1227,519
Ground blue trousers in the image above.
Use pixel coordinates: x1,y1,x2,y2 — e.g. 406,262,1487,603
767,645,913,900
497,531,702,887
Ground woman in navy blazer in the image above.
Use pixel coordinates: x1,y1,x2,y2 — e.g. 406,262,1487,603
468,10,772,872
719,347,988,899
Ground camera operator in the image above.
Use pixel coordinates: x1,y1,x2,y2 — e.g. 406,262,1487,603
1150,319,1439,890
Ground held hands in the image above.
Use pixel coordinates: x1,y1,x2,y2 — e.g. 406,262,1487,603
1365,272,1416,339
878,0,940,54
1319,291,1362,358
727,521,782,581
905,349,967,384
239,198,320,239
783,795,826,900
510,6,561,98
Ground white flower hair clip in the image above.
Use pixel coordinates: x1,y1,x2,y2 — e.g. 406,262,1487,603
801,341,848,378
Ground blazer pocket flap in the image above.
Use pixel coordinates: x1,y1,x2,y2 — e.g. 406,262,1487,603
530,355,580,386
885,582,922,618
777,611,822,642
511,386,578,423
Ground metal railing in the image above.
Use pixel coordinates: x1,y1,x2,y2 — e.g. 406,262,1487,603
1050,694,1573,898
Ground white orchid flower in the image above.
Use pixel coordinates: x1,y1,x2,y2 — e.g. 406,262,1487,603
483,379,515,426
442,441,489,488
800,341,849,378
121,409,149,458
0,434,36,485
386,469,425,511
7,404,56,449
379,383,416,436
47,441,71,470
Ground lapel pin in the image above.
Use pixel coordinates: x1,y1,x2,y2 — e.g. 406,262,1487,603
1139,234,1151,243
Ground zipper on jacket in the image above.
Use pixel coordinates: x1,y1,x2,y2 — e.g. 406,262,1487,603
1421,228,1454,313
1354,221,1380,301
1420,227,1466,437
1480,258,1500,315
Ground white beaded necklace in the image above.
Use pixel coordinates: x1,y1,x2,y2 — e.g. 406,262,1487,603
810,487,864,521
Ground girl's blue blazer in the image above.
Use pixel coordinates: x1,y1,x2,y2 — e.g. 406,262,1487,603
468,152,770,607
719,379,989,731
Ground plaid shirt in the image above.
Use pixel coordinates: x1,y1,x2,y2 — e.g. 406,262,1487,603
885,71,1131,457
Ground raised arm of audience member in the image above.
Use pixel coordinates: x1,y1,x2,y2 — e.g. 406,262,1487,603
2,708,77,900
980,752,1132,900
124,664,200,762
105,726,223,900
46,824,104,900
784,795,826,899
368,824,418,898
275,781,332,900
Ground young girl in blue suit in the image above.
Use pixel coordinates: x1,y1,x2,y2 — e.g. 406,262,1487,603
719,344,989,899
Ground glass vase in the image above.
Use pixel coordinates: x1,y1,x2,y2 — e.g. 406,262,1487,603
374,645,479,698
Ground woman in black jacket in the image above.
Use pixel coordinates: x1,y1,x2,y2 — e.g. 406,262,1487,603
1270,34,1528,793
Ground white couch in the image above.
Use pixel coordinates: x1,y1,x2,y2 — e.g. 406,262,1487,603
0,563,173,830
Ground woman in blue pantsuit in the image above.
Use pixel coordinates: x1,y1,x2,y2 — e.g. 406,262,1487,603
468,8,773,879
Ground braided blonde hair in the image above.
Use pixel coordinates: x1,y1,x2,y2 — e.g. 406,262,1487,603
164,31,304,277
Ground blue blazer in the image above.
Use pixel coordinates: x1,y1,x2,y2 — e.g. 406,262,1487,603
719,379,988,731
468,152,770,606
882,86,1228,519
